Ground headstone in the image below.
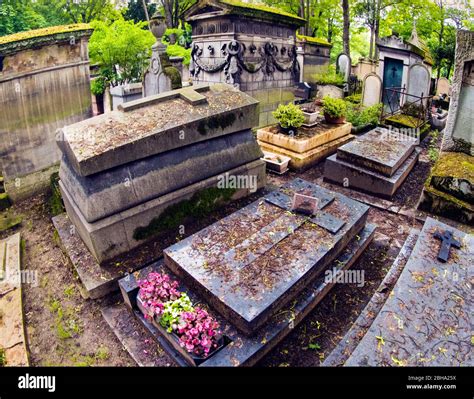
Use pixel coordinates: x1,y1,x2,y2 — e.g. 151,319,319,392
436,77,451,96
345,217,473,367
336,53,351,83
361,73,382,107
407,63,431,99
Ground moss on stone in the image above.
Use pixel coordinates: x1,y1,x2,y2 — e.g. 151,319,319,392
296,34,332,47
48,172,65,217
385,114,420,129
133,186,237,241
163,67,182,90
0,193,11,211
0,24,93,55
431,152,474,183
220,0,306,25
0,211,23,233
197,112,237,135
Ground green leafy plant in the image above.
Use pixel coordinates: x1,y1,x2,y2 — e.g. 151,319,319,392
322,96,347,118
166,44,192,66
89,18,155,87
312,65,345,86
345,93,362,104
160,294,194,333
90,76,106,96
272,103,305,129
346,103,382,127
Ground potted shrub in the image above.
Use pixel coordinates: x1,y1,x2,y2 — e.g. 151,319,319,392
346,102,382,134
91,77,106,115
262,151,291,174
322,96,347,124
272,103,305,135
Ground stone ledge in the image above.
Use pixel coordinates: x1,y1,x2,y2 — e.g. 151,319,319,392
259,134,354,171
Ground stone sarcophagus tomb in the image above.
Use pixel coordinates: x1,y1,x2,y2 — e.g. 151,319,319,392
57,84,266,263
185,0,306,126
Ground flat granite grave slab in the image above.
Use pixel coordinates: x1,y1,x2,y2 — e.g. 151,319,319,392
116,224,376,366
164,179,369,334
58,84,259,177
345,217,473,367
336,128,417,176
324,147,421,199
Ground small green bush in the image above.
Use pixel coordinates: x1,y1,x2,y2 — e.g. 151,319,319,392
166,44,191,66
272,103,305,129
345,93,362,104
312,65,345,86
322,96,347,118
346,103,382,127
90,77,106,96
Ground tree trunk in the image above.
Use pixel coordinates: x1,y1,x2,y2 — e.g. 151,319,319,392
342,0,350,55
374,0,381,59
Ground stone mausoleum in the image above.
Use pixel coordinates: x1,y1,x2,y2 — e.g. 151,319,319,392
0,25,93,180
185,0,331,126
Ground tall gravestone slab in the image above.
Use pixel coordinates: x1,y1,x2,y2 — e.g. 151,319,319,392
361,73,382,107
56,84,266,264
407,63,431,100
436,77,451,96
336,53,351,83
345,217,473,366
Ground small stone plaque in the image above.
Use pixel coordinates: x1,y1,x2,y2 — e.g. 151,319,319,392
291,193,319,216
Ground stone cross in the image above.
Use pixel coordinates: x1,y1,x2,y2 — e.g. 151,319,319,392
434,230,461,263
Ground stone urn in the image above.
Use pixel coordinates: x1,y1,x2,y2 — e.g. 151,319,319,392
149,12,166,41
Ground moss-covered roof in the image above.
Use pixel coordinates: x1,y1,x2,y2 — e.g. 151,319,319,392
186,0,306,26
296,34,332,47
0,24,93,55
431,152,474,182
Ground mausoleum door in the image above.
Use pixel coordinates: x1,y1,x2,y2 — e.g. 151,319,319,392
382,57,403,112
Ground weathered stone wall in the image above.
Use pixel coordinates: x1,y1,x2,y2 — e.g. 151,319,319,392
299,40,331,83
441,30,474,156
0,28,93,180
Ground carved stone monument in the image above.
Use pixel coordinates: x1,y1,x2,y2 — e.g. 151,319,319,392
143,12,182,97
184,0,306,126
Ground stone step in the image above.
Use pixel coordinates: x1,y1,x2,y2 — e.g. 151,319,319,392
324,147,421,199
0,233,29,366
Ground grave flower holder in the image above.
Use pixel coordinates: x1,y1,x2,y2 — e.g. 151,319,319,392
136,277,226,366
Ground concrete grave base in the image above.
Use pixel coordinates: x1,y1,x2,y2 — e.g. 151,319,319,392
60,159,266,264
257,123,353,171
324,148,421,199
111,224,376,367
